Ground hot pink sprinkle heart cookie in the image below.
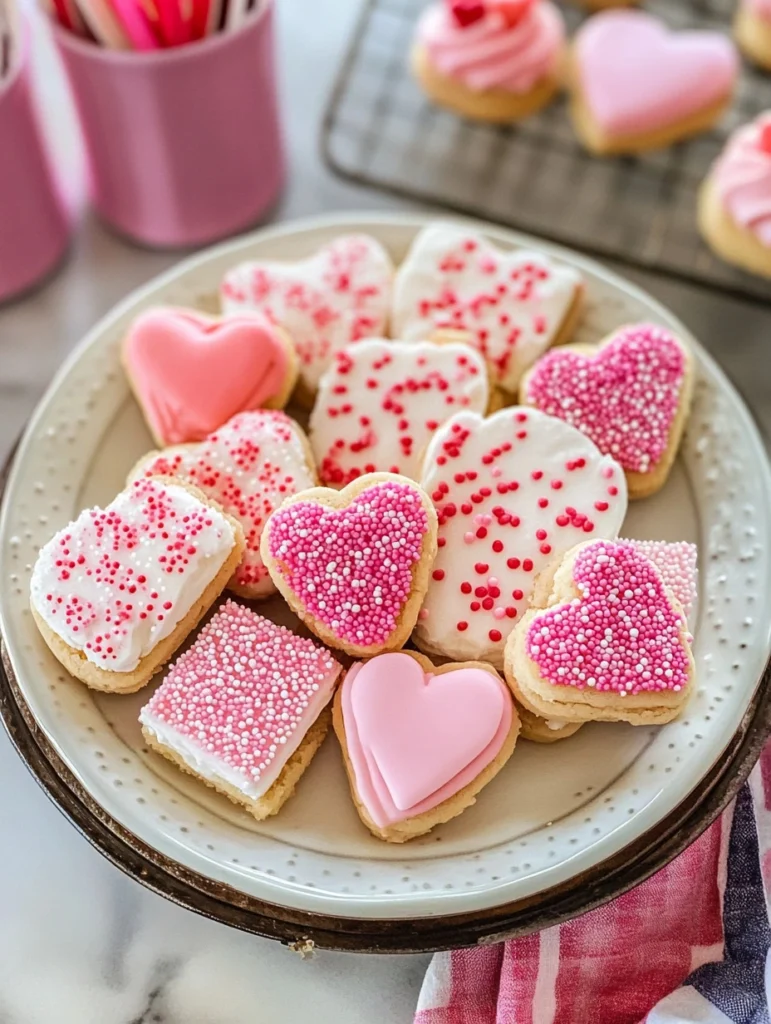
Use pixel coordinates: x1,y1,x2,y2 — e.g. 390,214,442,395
333,650,518,842
122,307,299,447
29,477,245,693
504,539,695,725
261,474,438,657
520,322,694,499
391,224,583,398
415,407,628,668
130,411,317,600
141,600,342,820
220,235,394,400
309,338,489,487
571,10,738,155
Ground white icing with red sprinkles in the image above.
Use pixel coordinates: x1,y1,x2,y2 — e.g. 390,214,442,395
266,480,431,648
526,540,691,696
137,411,314,596
140,601,341,799
524,323,687,474
626,539,698,621
220,235,393,393
416,408,627,665
391,223,581,392
30,478,236,673
309,339,489,486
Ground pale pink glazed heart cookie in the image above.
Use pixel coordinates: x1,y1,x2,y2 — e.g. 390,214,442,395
571,11,738,155
505,539,695,725
220,235,393,399
130,411,316,600
29,477,245,693
261,474,438,657
141,601,342,820
520,323,693,499
308,338,489,486
415,407,627,667
122,308,298,447
333,650,518,842
392,224,582,397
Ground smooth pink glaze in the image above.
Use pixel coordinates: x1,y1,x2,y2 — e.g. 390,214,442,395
341,653,512,827
712,112,771,248
416,1,565,93
124,308,291,445
575,11,738,136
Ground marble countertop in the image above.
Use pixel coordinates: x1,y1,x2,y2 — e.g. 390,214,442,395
2,1,771,1020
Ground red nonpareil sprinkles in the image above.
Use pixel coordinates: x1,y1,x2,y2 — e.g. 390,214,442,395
310,340,488,486
141,411,313,592
526,540,691,695
415,408,628,660
30,478,235,672
525,324,686,474
141,601,341,794
220,235,392,390
267,481,430,647
393,226,581,389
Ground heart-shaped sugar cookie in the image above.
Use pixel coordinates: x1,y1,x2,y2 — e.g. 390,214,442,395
415,407,628,667
334,650,518,841
309,338,489,486
520,323,693,498
391,223,582,397
122,308,298,447
220,235,394,398
572,11,738,152
505,539,695,725
131,411,316,599
261,474,437,656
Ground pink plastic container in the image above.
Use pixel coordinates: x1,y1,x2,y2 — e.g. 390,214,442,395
0,27,70,303
54,1,285,249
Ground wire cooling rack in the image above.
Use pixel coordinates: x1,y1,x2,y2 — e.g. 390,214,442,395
322,0,771,304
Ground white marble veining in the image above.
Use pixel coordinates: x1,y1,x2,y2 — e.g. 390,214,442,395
1,0,771,1020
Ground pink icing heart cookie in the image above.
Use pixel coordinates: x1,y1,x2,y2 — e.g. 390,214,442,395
308,337,490,487
392,224,583,398
504,539,695,725
140,601,342,820
29,477,245,693
261,473,438,657
333,650,519,842
130,411,316,600
520,323,694,499
220,235,394,401
571,11,738,155
122,307,298,447
415,407,628,667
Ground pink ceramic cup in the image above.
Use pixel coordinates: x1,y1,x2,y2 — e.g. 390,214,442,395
54,1,285,249
0,26,70,303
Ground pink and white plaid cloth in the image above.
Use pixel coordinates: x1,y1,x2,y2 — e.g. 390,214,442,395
415,744,771,1024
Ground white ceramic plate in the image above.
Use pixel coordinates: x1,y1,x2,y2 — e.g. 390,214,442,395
2,214,770,935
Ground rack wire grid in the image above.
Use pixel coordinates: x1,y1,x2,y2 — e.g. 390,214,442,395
322,0,771,304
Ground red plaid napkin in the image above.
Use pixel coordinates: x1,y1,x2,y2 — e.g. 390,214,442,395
415,745,771,1024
